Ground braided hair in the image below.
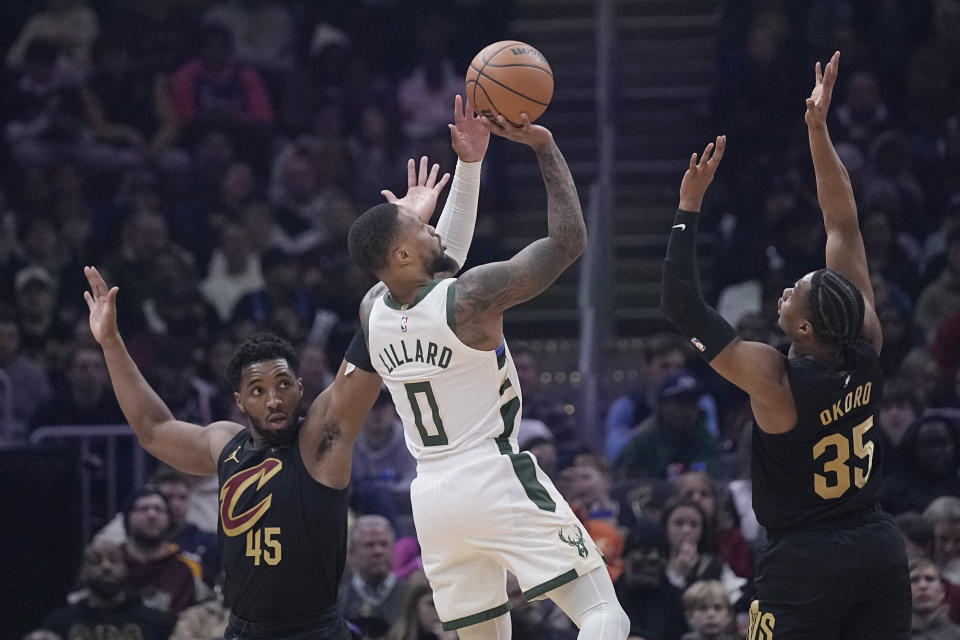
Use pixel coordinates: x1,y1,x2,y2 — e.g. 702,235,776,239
805,268,865,349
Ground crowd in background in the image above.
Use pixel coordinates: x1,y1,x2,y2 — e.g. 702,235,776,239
4,0,960,639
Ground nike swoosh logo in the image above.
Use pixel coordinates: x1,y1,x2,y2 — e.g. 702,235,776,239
672,224,686,231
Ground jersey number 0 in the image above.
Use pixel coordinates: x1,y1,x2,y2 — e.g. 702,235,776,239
812,416,875,499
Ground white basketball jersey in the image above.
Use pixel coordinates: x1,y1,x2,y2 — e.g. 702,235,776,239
366,278,522,464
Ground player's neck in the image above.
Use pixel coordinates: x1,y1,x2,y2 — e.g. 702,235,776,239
789,340,844,369
384,273,435,307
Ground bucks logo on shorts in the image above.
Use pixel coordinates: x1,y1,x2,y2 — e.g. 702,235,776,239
558,525,589,558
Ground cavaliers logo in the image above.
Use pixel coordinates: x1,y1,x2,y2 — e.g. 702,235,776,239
220,458,282,537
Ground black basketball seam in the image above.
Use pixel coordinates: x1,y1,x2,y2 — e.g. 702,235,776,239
476,68,551,107
481,62,553,78
474,82,521,127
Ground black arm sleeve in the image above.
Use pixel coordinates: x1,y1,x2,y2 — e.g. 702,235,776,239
660,209,737,361
344,328,375,372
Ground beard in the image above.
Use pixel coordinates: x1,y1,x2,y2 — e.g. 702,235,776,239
251,412,301,447
130,529,165,549
87,575,125,600
429,249,459,275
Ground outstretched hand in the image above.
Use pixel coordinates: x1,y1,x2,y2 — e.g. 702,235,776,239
679,135,726,212
449,95,490,162
805,51,839,129
381,156,451,223
83,266,120,345
479,112,553,151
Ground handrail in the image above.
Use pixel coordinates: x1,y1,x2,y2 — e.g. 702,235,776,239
579,0,617,451
31,425,148,545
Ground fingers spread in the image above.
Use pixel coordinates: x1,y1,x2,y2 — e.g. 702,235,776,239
406,158,416,188
689,152,698,170
436,172,451,192
426,162,440,188
418,156,429,185
83,290,94,310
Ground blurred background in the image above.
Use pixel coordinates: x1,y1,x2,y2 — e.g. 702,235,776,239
2,0,960,638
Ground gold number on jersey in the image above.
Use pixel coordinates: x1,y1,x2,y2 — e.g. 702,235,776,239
404,381,449,446
245,526,282,566
812,417,875,500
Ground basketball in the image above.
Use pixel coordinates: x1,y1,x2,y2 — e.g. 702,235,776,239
465,40,554,127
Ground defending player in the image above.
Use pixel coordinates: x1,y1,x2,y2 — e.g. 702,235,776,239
347,114,630,639
659,52,910,639
82,95,490,640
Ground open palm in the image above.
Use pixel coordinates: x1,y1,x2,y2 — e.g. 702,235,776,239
381,156,451,223
83,266,120,344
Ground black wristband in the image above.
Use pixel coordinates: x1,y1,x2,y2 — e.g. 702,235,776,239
344,328,375,372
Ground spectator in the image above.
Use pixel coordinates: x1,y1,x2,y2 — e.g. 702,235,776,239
298,341,334,408
83,34,185,172
21,632,61,640
616,372,720,481
879,378,925,474
340,515,408,629
833,70,890,150
916,228,960,338
42,540,175,640
511,345,577,447
232,247,317,331
896,512,935,560
121,487,201,613
203,0,295,75
199,222,264,322
681,580,737,640
518,418,558,478
32,344,124,427
170,578,229,640
170,23,273,171
605,334,687,460
14,264,72,368
615,519,688,640
397,19,462,144
351,390,417,524
96,468,219,585
386,571,456,640
925,497,960,584
910,558,960,639
7,0,100,72
660,498,745,602
0,313,51,443
883,415,960,514
672,471,753,580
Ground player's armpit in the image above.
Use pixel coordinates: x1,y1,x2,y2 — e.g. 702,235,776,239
709,338,797,434
147,419,243,476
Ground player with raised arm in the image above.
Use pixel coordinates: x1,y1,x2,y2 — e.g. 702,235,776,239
659,52,910,639
347,114,629,639
82,95,490,640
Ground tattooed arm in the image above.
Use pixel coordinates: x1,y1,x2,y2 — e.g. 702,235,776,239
452,115,587,351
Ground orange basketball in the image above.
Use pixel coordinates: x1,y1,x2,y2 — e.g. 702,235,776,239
465,40,554,127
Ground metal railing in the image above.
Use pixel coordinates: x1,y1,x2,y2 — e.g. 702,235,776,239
30,425,148,544
579,0,617,449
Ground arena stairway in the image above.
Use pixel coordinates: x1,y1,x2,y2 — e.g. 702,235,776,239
500,0,721,349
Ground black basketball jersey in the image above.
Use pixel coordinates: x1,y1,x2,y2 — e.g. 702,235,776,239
752,339,885,531
217,427,348,622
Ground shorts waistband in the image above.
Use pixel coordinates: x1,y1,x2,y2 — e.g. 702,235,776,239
766,504,884,539
228,602,343,637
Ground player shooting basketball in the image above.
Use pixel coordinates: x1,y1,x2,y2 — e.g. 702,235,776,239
660,52,911,639
83,96,490,640
347,112,630,639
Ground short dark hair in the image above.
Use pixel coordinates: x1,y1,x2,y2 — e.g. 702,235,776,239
150,466,189,488
348,203,401,274
122,485,169,533
895,511,933,554
624,519,670,557
226,332,299,390
806,268,865,349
